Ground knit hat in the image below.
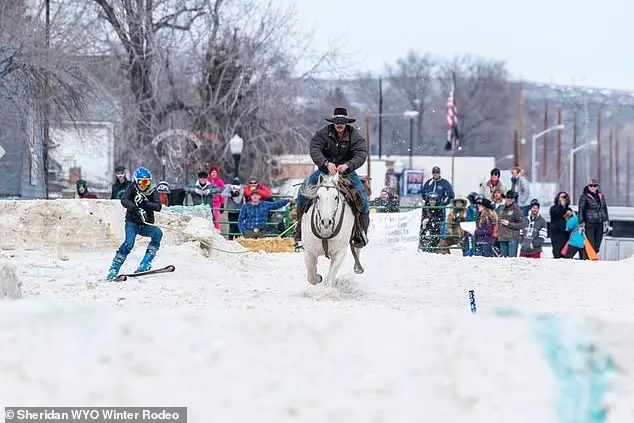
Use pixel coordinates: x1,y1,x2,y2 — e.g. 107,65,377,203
530,199,540,208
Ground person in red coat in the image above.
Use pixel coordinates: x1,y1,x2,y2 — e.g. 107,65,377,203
244,178,272,202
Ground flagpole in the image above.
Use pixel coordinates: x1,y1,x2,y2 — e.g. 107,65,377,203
451,71,457,186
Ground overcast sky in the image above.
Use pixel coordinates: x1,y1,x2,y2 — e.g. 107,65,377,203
284,0,633,91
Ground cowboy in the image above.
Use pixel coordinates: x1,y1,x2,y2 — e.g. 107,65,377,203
294,107,370,250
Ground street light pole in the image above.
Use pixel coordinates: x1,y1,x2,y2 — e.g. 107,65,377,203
569,140,598,203
403,110,419,169
532,124,564,182
229,134,244,180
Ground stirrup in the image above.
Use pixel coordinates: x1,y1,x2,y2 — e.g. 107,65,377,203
352,231,369,248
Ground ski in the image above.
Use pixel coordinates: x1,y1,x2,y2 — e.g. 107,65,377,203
116,265,175,281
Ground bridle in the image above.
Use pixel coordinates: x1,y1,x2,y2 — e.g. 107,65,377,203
310,182,346,241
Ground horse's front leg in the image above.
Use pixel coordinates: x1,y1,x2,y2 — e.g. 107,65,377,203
325,248,346,286
304,251,322,285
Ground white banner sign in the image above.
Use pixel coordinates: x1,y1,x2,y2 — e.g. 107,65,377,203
369,209,421,246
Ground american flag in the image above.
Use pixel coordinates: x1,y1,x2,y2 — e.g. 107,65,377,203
445,82,461,151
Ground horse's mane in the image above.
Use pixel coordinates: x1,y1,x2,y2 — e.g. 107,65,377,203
302,174,340,199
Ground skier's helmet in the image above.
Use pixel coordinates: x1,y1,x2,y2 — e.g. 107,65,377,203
134,167,152,190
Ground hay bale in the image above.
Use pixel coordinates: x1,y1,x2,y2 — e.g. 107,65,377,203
235,237,294,253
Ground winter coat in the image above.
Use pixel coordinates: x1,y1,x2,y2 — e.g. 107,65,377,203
479,179,506,200
188,180,222,206
310,124,368,173
221,184,245,211
510,175,531,207
207,173,226,212
550,192,571,235
111,179,132,199
120,184,162,225
244,183,272,202
566,214,585,249
474,211,497,246
578,187,609,225
520,213,547,255
446,208,468,237
496,202,524,241
421,177,455,206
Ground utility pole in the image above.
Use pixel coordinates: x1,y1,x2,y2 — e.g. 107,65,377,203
42,0,51,198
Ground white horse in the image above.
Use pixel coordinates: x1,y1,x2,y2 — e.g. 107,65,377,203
300,174,364,286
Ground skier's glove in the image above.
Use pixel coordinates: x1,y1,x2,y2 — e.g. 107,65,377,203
137,208,147,223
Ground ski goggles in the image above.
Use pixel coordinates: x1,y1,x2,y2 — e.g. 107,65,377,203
137,178,151,188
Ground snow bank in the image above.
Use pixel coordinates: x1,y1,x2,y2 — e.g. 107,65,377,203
2,200,634,421
0,199,246,255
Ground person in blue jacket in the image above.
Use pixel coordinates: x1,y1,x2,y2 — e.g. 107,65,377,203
563,209,585,259
421,166,455,206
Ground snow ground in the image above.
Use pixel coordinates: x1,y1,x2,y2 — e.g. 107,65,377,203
1,199,634,422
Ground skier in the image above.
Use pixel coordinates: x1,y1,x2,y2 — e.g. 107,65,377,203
105,167,163,281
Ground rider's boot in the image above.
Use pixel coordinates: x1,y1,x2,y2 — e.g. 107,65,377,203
293,203,307,252
352,213,370,248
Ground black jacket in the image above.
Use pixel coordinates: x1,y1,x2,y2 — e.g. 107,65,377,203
120,184,162,225
309,124,367,173
549,192,571,234
578,187,609,225
111,179,133,200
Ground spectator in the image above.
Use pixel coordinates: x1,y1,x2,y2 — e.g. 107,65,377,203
75,179,98,199
437,197,468,255
510,167,531,215
496,190,524,257
238,190,291,238
464,192,480,256
491,187,505,211
111,166,132,199
421,166,455,206
563,209,585,259
479,167,506,200
244,178,273,202
189,171,222,206
419,192,443,252
221,177,245,240
549,191,572,259
207,166,226,230
372,188,399,213
519,199,548,258
474,197,497,257
578,178,609,259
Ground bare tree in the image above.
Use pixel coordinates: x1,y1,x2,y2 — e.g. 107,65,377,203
1,0,90,196
89,0,205,152
436,55,513,155
384,51,436,151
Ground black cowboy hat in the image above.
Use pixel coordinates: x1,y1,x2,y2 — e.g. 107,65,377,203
325,107,356,124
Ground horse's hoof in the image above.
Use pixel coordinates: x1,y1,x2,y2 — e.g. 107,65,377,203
354,265,364,274
308,274,323,285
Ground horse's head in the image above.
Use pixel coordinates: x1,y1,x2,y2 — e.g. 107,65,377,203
303,174,342,230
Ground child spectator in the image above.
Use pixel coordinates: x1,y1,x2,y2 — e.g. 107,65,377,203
563,210,585,259
207,166,226,230
221,177,245,240
519,199,547,258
